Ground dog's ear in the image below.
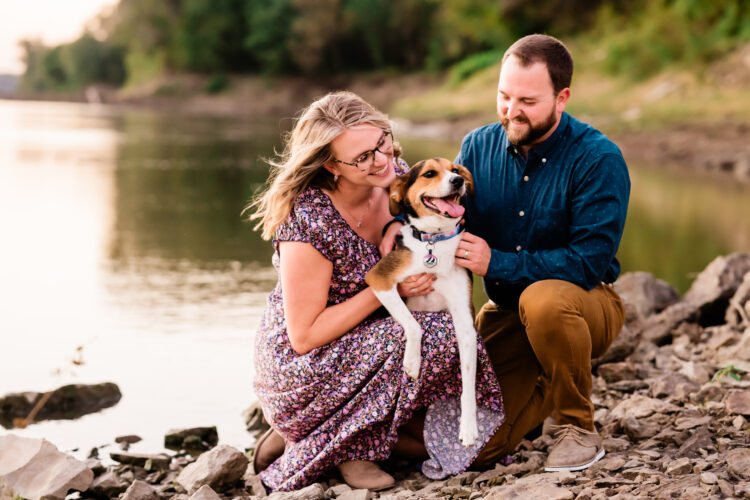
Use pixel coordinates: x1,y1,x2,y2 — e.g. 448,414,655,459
389,175,409,215
454,163,474,197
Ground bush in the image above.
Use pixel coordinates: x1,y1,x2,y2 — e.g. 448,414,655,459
204,74,229,94
448,50,503,86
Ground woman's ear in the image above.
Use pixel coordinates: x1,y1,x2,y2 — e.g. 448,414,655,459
322,161,339,177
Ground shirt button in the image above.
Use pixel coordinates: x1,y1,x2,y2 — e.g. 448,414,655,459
513,148,518,154
516,245,522,251
523,175,529,181
541,158,547,163
519,211,525,217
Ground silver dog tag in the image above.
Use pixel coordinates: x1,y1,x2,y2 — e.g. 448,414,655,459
423,245,437,268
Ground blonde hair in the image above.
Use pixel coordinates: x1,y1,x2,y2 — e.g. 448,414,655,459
247,91,401,240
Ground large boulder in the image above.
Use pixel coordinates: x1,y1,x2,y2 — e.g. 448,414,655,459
726,271,750,326
0,382,121,429
0,434,93,500
614,271,680,318
176,445,248,494
683,253,750,323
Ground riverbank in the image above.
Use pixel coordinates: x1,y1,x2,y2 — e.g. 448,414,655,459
2,254,750,499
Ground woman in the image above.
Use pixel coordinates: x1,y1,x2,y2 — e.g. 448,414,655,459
248,91,504,492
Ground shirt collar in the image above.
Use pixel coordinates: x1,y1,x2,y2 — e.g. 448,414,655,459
505,112,570,161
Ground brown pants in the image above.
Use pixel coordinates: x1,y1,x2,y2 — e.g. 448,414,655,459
472,279,625,468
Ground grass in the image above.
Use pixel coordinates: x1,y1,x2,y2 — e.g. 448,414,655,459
390,38,750,135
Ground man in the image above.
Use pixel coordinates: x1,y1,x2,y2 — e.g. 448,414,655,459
452,34,630,472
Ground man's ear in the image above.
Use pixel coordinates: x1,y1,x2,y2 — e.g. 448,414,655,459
389,176,409,215
455,163,474,197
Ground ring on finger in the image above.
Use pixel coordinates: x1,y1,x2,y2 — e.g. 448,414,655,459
411,288,416,294
464,249,469,258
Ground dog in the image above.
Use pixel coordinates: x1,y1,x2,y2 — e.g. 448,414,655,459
365,157,479,446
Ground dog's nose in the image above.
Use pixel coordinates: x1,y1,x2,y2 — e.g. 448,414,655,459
450,175,465,188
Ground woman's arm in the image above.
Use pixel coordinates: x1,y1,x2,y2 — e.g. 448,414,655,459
279,241,383,355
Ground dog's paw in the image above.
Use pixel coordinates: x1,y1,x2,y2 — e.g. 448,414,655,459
459,418,479,447
403,344,421,379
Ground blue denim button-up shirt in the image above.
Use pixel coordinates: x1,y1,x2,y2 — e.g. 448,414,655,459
455,112,630,308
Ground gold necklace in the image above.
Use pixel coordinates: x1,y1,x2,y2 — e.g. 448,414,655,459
339,190,375,229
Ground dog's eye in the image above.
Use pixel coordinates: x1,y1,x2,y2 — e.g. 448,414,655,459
452,168,460,174
422,170,437,178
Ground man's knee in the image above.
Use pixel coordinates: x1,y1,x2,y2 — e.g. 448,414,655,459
519,280,582,339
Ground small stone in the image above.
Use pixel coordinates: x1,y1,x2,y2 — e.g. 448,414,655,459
110,451,171,470
267,483,325,500
674,415,712,430
700,472,718,485
733,415,746,428
725,390,750,415
177,445,249,494
727,448,750,480
337,489,372,500
121,480,159,500
189,484,222,500
325,483,352,496
665,457,693,476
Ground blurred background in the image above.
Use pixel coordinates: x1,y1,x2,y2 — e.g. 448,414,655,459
1,0,749,459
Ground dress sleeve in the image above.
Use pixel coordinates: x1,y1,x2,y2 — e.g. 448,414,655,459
395,157,410,176
273,190,338,262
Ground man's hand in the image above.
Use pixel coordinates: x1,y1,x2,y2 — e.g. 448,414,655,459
379,221,404,256
456,231,491,276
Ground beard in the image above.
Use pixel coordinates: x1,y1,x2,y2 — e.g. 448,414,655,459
500,106,557,146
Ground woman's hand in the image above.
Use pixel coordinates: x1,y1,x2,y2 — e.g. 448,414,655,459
397,273,436,298
379,221,404,256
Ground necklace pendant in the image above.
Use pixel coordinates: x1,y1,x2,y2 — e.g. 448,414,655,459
356,221,363,228
423,247,437,268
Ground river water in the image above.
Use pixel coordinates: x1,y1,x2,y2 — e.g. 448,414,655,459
0,99,748,459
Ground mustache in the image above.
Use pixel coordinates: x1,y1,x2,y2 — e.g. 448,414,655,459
501,114,530,125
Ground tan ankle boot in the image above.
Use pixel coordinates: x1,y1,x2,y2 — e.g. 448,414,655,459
337,460,395,491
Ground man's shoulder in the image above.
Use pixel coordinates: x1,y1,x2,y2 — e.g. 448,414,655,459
464,121,506,142
567,113,623,157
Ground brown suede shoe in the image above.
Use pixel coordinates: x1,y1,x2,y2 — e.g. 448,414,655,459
252,428,286,474
337,460,395,491
544,424,605,472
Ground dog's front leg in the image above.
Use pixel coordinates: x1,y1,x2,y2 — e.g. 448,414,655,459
443,278,479,447
372,288,423,379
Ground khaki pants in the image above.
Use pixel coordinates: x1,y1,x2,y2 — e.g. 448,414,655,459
473,279,625,468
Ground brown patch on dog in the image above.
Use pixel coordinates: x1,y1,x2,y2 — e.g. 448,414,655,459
365,248,413,291
454,163,474,196
389,175,409,216
404,158,466,218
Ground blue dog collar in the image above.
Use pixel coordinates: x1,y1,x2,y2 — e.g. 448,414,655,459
410,223,462,243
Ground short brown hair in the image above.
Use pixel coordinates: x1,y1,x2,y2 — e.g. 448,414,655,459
502,34,573,94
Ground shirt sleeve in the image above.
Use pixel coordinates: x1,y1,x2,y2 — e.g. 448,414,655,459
274,192,338,262
487,152,630,290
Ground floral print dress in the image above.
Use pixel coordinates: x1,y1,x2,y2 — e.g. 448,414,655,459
254,181,505,492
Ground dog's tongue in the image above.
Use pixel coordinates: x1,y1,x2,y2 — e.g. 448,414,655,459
432,197,465,218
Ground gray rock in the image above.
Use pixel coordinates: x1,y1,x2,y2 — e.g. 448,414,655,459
685,253,750,304
189,484,223,500
597,362,636,382
620,416,660,440
267,483,326,500
641,301,698,344
0,434,93,500
177,444,249,494
89,470,129,497
648,372,699,399
336,489,372,500
614,271,680,318
0,383,121,428
110,451,171,470
121,480,159,500
727,448,750,480
676,427,713,457
665,457,693,476
725,389,750,415
243,401,271,440
165,427,219,451
243,469,267,497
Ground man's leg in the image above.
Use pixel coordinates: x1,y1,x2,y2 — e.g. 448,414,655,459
519,280,625,471
474,280,624,469
472,302,555,468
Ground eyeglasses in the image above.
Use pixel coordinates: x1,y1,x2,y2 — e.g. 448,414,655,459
333,131,394,171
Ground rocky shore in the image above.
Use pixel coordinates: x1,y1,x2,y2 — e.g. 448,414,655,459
2,252,750,500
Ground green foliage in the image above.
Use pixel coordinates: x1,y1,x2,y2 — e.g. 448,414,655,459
593,0,750,80
447,50,502,86
711,364,745,382
205,74,229,94
19,0,750,88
